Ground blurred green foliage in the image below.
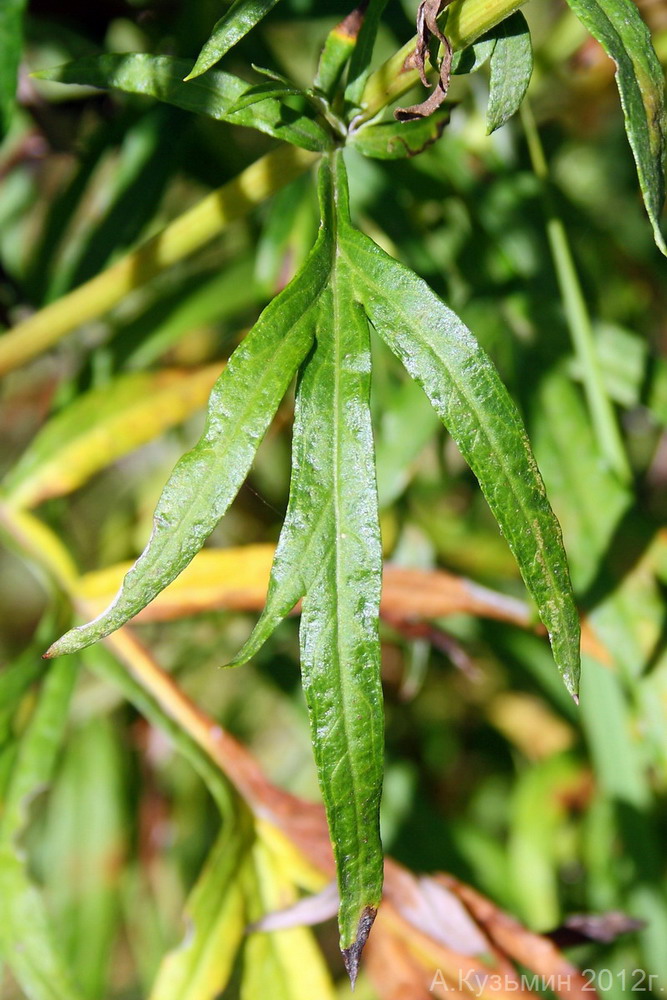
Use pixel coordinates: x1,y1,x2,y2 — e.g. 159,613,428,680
1,0,667,997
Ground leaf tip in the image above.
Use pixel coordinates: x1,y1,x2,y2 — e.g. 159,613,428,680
342,905,376,988
43,636,69,659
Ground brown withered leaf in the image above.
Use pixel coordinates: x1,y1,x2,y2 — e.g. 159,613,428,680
395,0,453,122
438,875,597,1000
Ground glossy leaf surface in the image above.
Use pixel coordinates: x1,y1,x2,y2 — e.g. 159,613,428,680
333,156,581,697
186,0,283,80
232,157,384,965
47,150,581,970
35,55,330,152
562,0,666,254
46,265,321,657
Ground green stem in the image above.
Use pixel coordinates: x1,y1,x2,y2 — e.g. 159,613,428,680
521,103,632,484
359,0,528,122
0,145,319,375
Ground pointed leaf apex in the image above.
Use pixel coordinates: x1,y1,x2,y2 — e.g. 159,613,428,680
342,906,377,988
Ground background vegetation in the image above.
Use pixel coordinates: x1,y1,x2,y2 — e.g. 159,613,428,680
1,0,666,996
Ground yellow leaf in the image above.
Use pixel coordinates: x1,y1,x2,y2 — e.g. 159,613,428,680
6,365,222,508
242,838,337,1000
76,544,275,620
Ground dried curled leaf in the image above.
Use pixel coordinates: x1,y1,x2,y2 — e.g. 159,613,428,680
395,0,453,122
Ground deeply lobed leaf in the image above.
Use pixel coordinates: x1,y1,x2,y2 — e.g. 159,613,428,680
46,148,581,973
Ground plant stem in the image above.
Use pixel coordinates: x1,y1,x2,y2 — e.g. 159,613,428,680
521,103,632,484
0,145,319,375
359,0,527,121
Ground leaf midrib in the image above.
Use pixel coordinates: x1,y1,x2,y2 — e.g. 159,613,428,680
341,236,564,632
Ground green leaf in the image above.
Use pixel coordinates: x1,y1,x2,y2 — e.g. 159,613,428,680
451,32,496,75
562,0,666,255
226,80,306,113
0,0,27,139
486,11,533,134
46,266,322,657
0,657,83,1000
344,0,390,108
335,167,580,698
231,155,384,970
314,25,356,102
40,721,126,999
35,54,331,153
185,0,283,80
351,107,450,159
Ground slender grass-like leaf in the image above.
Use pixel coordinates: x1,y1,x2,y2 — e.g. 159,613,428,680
0,657,83,1000
149,816,254,1000
41,721,125,999
186,0,283,80
5,365,222,508
344,0,390,108
562,0,666,255
35,54,330,153
486,12,532,133
241,839,338,999
46,265,322,657
0,0,27,139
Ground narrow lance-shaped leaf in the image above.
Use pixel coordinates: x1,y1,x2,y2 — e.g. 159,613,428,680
185,0,284,81
332,156,581,698
46,254,326,658
35,54,330,153
149,812,255,1000
314,7,364,101
0,656,84,1000
231,155,384,979
344,0,390,108
562,0,666,255
486,11,533,134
